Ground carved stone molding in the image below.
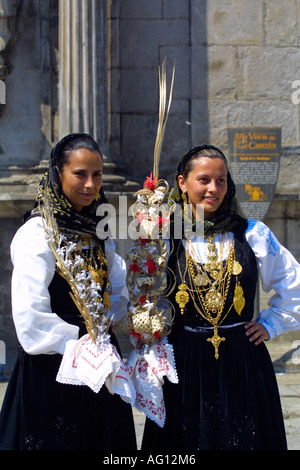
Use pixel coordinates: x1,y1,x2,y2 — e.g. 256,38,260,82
0,0,17,80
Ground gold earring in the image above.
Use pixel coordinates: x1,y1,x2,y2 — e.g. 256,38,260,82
182,192,190,219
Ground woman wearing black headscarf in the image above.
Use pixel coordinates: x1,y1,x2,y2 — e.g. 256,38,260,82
142,144,300,450
0,133,137,450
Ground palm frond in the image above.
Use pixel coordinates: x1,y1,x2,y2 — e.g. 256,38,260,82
153,58,175,180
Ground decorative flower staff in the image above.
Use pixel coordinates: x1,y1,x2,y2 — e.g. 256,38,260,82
121,59,179,427
125,174,171,345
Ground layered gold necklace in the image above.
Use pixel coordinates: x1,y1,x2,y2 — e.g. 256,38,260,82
175,233,245,359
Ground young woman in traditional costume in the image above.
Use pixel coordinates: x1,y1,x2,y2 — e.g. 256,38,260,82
0,133,137,450
141,144,300,450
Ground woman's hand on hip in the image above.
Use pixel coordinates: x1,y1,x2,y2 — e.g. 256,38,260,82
244,321,269,345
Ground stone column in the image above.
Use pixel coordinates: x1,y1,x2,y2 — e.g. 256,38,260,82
58,0,109,155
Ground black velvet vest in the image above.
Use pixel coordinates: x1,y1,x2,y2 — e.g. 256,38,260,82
48,272,86,335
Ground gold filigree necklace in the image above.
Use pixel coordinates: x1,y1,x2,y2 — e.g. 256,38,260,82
175,233,245,359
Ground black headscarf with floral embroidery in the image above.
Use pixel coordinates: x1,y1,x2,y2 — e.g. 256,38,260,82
27,133,108,239
168,144,247,237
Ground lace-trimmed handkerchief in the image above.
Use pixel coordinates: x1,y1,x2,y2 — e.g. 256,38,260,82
125,337,178,427
56,334,136,405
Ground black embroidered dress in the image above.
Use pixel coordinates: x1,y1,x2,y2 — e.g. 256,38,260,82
142,230,287,450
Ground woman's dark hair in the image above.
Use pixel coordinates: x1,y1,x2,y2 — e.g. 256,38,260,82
53,133,103,172
181,146,228,179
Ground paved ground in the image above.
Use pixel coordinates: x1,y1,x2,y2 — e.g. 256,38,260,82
0,339,299,450
265,339,300,451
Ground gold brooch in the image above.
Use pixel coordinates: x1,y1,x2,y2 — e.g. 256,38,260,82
175,283,189,315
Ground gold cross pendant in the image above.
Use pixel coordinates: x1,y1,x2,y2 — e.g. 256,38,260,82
207,326,225,359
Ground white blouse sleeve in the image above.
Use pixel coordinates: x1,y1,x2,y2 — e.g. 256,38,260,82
10,217,79,355
245,219,300,339
104,238,129,321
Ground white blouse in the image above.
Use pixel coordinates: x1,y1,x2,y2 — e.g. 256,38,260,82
10,216,128,356
246,220,300,339
184,219,300,340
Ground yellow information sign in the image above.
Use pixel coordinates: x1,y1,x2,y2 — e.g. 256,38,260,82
228,127,281,221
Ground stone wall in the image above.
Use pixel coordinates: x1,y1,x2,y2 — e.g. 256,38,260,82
109,0,192,184
201,1,300,150
0,0,58,168
110,0,300,189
